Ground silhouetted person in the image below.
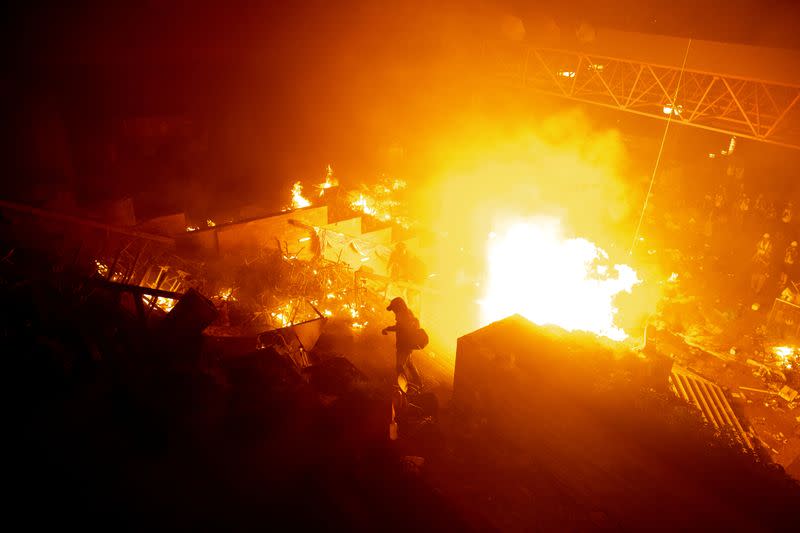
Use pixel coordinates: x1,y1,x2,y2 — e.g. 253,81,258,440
309,229,322,261
751,233,773,296
781,202,794,225
780,241,798,288
382,297,423,389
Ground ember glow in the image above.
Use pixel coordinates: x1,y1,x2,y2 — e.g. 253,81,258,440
217,288,235,302
269,301,295,328
480,219,639,341
94,259,109,277
94,259,123,282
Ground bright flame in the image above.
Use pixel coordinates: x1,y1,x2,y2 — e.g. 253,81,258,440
217,288,235,302
342,303,360,319
290,181,311,210
142,294,177,313
206,219,216,227
317,165,339,196
347,177,412,227
559,71,576,78
350,193,378,217
269,302,294,327
772,346,798,370
480,219,639,341
186,225,200,232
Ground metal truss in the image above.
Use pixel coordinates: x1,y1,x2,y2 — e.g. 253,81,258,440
486,42,800,150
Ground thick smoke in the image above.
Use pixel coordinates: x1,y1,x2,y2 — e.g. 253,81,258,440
409,108,653,349
416,108,636,256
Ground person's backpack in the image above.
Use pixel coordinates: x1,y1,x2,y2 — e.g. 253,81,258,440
413,327,429,350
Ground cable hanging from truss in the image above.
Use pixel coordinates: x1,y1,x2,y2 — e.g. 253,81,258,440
629,38,693,256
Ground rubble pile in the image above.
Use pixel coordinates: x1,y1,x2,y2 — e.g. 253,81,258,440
2,243,456,530
3,180,800,528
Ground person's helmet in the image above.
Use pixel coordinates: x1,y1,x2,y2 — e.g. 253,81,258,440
386,297,407,312
792,241,798,247
763,233,770,239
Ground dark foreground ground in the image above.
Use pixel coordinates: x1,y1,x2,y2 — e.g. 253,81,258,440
5,250,800,531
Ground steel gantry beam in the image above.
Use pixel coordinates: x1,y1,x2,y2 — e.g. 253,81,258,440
486,42,800,150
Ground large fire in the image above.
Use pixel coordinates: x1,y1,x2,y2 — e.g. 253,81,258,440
480,219,639,341
290,181,311,210
772,346,799,370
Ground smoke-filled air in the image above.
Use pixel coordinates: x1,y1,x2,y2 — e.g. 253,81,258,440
411,110,660,348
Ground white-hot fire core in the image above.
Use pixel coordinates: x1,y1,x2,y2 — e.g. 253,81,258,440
480,219,639,341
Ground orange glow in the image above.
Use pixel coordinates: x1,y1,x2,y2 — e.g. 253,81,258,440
94,259,109,277
142,294,177,313
409,111,657,349
269,301,295,328
289,181,311,210
206,219,216,227
94,259,124,282
772,346,798,370
480,218,639,340
317,164,339,196
348,178,410,227
350,193,377,217
185,225,200,232
217,288,236,302
342,303,360,320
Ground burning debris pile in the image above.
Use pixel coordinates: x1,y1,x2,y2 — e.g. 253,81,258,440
347,177,414,229
12,166,428,361
0,241,456,530
281,166,415,230
210,251,388,335
773,345,800,371
480,219,639,341
3,180,800,530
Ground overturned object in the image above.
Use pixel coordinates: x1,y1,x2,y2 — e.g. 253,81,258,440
160,288,218,337
258,316,327,369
